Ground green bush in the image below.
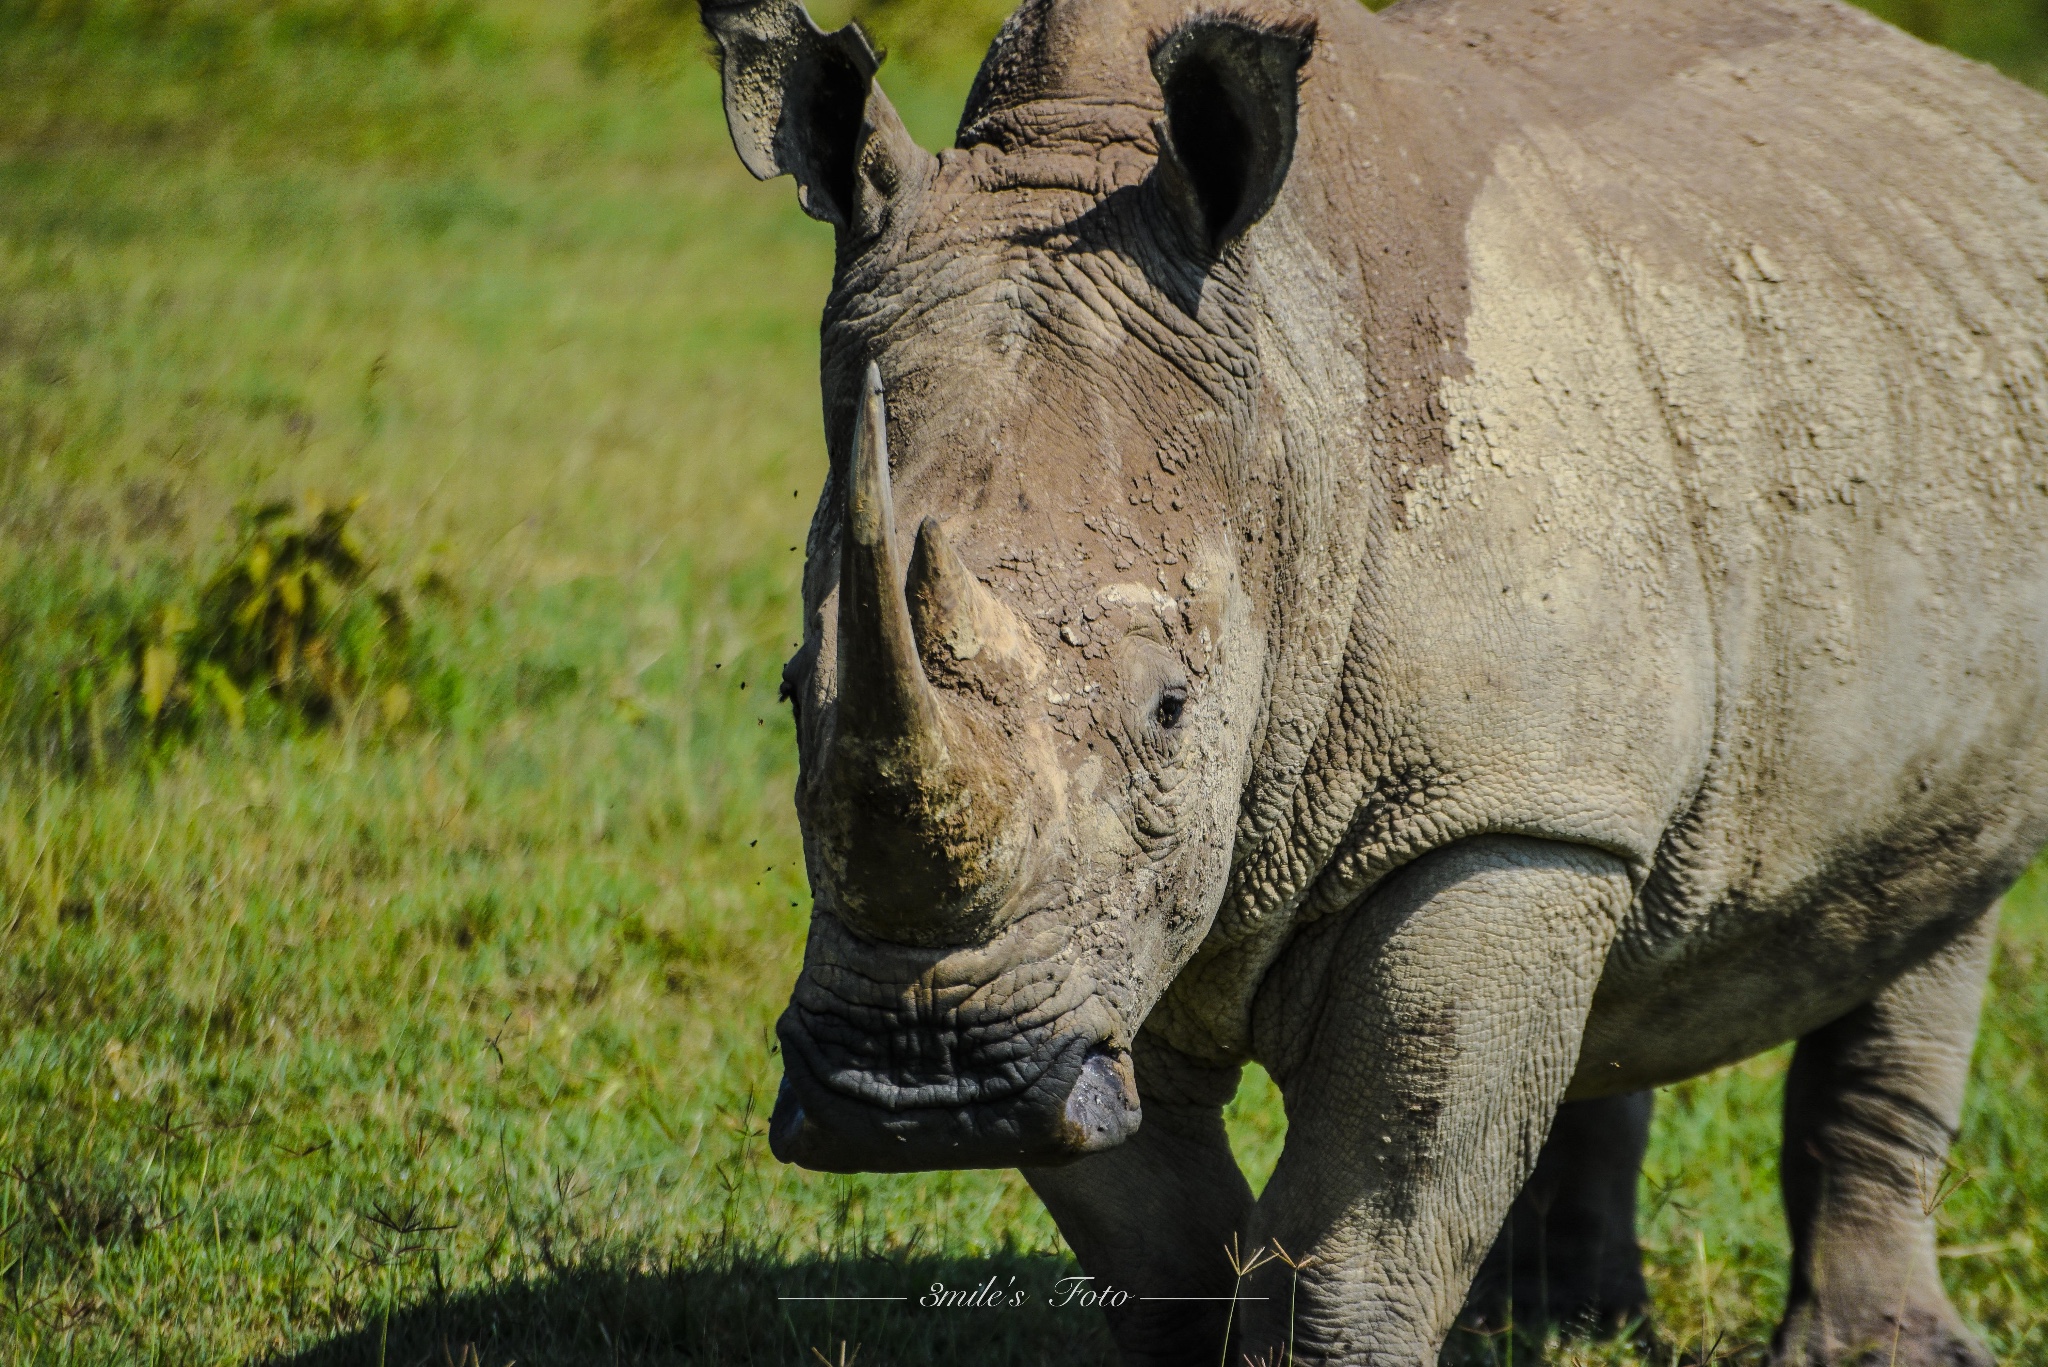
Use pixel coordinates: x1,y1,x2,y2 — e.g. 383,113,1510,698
177,497,424,728
0,498,456,771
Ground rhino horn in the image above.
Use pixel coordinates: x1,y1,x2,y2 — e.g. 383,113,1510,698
819,365,1022,942
833,363,947,771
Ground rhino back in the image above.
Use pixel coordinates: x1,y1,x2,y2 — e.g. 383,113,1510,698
1468,0,2048,1086
1174,0,2048,1079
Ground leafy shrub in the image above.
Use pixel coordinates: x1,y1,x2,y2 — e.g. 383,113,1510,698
0,497,454,770
178,496,425,727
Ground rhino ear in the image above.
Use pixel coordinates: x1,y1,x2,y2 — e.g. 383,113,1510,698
701,0,928,231
1149,17,1314,253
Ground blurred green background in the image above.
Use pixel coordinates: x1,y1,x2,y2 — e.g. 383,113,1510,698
0,1,2043,1363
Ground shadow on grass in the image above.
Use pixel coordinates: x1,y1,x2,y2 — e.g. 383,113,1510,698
262,1249,1124,1367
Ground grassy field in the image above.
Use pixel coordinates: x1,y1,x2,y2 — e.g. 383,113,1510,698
0,2,2044,1363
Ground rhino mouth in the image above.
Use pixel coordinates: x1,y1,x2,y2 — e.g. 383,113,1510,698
765,936,1142,1172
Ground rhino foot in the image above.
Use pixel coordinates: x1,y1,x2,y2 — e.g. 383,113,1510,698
1770,1300,1995,1367
1772,922,2000,1367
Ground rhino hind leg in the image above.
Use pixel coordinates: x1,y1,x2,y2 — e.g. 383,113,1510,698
1449,1090,1655,1360
1772,910,1999,1367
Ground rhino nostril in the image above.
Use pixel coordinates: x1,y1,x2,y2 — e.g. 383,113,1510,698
769,1075,821,1164
1060,1047,1143,1152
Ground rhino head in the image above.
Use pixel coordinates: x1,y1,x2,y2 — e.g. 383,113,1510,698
703,0,1315,1171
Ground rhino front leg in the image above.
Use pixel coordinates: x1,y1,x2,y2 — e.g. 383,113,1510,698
1023,1032,1254,1367
1772,909,1998,1367
1241,836,1632,1366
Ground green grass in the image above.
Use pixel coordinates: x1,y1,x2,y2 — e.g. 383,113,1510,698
0,2,2042,1363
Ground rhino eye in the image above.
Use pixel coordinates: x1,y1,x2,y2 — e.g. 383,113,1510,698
1154,684,1187,730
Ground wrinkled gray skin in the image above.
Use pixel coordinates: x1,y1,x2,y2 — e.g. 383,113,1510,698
700,0,2048,1360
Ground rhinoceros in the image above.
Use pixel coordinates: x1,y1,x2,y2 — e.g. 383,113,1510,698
700,0,2048,1359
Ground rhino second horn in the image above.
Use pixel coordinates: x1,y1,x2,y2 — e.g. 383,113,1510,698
908,514,999,669
907,516,1045,683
